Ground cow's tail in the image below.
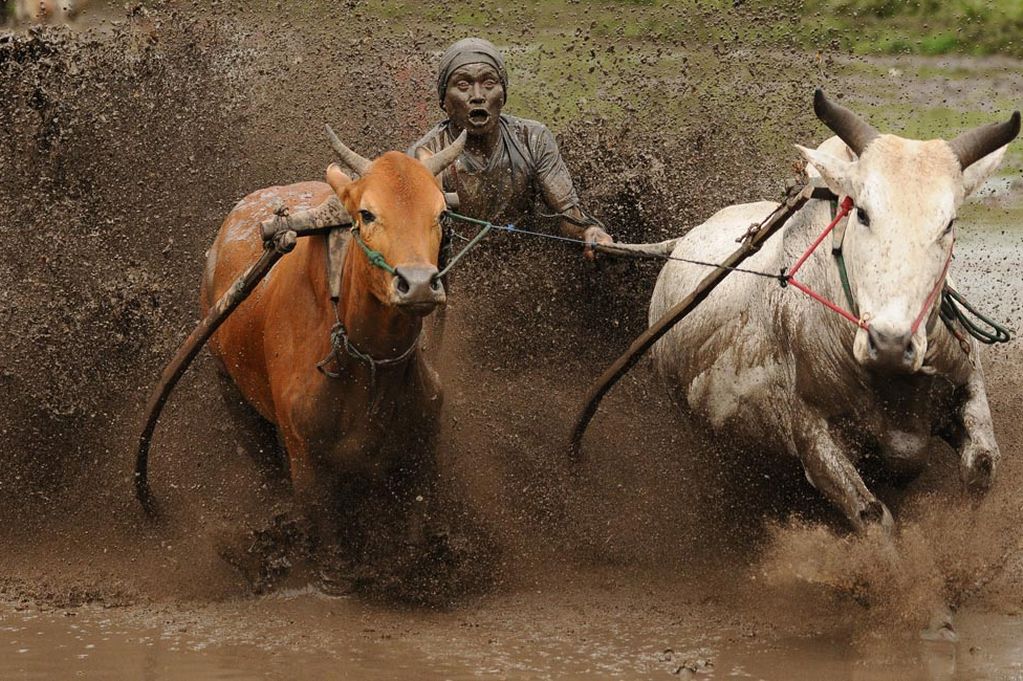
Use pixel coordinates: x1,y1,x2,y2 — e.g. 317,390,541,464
595,238,680,260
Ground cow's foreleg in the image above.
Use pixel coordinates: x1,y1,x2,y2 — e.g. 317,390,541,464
791,415,893,531
276,419,334,530
948,361,1000,494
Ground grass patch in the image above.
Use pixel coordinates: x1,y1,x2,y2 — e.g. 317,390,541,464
802,0,1023,57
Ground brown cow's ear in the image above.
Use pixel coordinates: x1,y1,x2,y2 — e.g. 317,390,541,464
325,163,352,196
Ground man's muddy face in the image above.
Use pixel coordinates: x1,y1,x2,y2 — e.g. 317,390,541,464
443,63,504,137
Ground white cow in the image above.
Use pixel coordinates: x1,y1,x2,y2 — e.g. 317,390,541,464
650,90,1019,529
12,0,83,23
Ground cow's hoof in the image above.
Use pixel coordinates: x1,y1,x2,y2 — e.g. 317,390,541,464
857,500,893,531
959,443,998,495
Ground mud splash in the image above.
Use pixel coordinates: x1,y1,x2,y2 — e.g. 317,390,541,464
0,0,823,596
0,1,1022,676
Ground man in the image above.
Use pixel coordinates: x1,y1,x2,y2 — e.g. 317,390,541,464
409,37,614,259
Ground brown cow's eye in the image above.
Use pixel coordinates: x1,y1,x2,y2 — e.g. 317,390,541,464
359,210,376,224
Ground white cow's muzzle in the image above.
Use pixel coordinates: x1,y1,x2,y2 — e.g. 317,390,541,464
853,322,927,373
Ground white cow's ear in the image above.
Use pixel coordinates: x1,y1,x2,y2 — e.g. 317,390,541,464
796,145,855,198
962,145,1007,198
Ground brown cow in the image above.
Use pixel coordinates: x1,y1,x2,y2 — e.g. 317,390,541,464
201,131,465,538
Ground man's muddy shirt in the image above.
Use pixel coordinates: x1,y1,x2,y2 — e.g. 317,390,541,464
409,114,579,227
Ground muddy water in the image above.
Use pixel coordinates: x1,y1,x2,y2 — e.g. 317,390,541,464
2,586,1021,680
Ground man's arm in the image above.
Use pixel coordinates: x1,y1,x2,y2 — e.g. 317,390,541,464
530,124,613,259
557,207,613,261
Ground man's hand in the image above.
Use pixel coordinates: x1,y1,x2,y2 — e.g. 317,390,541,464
582,226,614,261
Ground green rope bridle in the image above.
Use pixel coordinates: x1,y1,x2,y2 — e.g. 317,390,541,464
351,226,398,275
350,212,495,279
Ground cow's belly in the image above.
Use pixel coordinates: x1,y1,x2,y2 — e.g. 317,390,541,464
671,323,791,453
687,356,785,430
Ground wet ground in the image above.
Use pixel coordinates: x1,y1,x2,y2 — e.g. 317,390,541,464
2,576,1021,680
1,2,1022,679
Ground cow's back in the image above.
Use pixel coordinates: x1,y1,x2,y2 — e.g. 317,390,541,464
201,181,334,421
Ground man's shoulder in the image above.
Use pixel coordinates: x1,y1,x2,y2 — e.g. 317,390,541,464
501,114,553,138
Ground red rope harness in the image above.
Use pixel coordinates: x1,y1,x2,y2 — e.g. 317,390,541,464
783,196,955,334
911,232,955,335
785,197,866,328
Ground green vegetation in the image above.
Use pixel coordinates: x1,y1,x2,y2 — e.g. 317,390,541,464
801,0,1023,57
363,0,1023,58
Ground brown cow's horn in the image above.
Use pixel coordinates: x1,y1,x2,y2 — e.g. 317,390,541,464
947,111,1021,170
324,124,372,176
813,88,879,156
420,130,467,176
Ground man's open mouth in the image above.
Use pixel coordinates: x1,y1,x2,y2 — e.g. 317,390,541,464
468,108,491,125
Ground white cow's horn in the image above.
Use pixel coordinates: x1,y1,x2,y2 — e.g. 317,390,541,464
324,124,372,176
421,130,467,176
813,88,879,156
947,111,1021,170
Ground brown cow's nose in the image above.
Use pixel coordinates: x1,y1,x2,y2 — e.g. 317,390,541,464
393,265,445,314
866,326,915,371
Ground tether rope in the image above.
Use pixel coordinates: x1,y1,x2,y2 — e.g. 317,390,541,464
444,212,786,282
445,209,1012,346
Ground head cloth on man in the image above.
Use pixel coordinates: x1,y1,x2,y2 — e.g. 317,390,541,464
436,37,508,106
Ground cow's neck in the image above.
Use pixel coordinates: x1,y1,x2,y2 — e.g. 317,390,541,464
301,236,422,383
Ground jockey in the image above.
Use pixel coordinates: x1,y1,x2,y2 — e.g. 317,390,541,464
409,37,614,260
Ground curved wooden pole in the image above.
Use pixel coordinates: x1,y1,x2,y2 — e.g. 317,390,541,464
134,236,292,515
570,182,822,458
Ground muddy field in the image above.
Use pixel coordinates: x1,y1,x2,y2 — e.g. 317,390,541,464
1,1,1021,679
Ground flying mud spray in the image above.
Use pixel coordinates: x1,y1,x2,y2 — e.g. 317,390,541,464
0,1,1021,677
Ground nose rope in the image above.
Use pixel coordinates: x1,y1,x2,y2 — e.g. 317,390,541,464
445,204,1008,349
437,211,495,278
351,226,397,275
354,217,494,281
782,198,957,338
442,210,789,281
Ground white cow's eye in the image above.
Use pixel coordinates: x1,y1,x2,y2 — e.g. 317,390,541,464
943,218,956,235
857,209,871,227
